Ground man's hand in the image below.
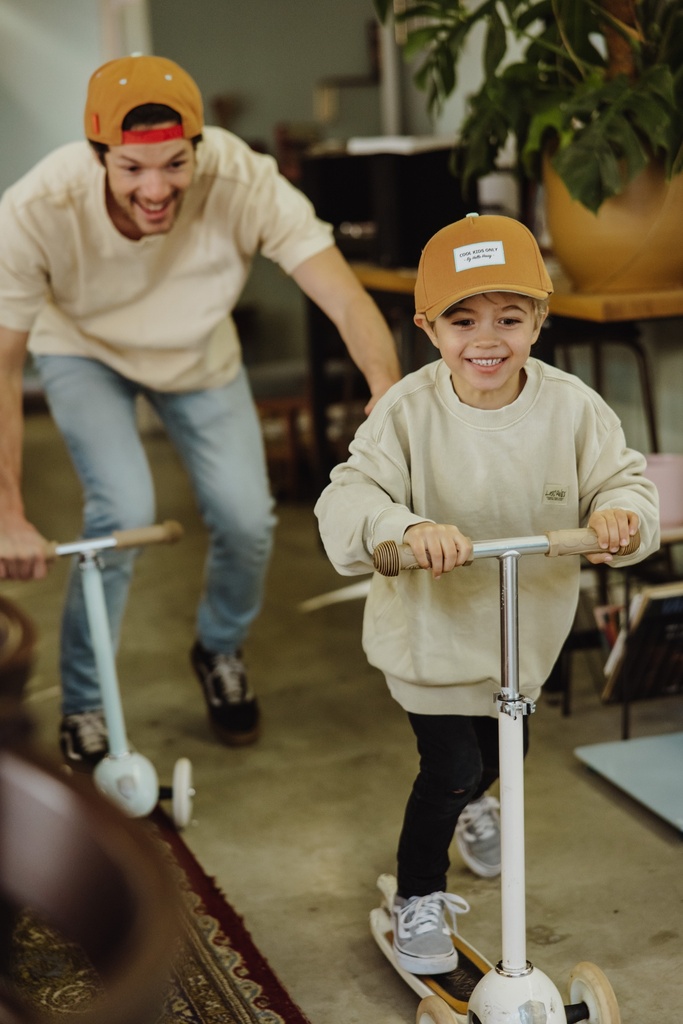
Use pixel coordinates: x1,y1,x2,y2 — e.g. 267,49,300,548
404,522,473,579
585,508,640,564
0,324,39,578
0,512,49,580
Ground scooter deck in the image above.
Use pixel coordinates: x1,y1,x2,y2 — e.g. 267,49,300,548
370,875,492,1021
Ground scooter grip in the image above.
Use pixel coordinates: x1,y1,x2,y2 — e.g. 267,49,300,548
545,527,641,558
373,540,419,576
43,540,59,561
111,520,184,549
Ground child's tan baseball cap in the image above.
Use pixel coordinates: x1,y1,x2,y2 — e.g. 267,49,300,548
84,55,203,145
415,213,553,320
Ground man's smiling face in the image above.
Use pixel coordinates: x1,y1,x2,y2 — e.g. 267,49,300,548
103,127,196,240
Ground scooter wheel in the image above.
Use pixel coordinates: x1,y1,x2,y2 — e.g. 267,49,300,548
568,961,620,1024
416,995,459,1024
171,757,194,830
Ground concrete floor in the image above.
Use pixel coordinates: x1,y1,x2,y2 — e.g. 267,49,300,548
7,411,683,1024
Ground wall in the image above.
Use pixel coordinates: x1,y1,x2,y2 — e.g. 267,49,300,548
149,0,386,151
148,0,431,365
0,0,152,191
0,0,101,190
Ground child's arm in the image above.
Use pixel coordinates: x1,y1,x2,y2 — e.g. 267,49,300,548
578,414,659,567
315,452,427,575
584,508,640,565
403,521,473,579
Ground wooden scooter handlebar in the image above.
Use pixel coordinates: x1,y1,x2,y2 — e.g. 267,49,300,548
372,527,641,577
544,527,640,558
45,520,184,560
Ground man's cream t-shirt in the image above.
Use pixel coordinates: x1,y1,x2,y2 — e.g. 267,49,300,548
0,126,334,391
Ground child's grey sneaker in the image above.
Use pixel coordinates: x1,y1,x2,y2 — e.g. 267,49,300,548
59,709,108,771
392,890,470,975
455,794,501,878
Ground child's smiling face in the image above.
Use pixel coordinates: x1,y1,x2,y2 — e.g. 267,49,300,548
414,291,546,410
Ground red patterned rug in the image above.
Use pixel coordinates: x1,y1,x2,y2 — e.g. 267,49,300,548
9,807,311,1024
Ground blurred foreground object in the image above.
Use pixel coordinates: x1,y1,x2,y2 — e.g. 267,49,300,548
0,596,180,1024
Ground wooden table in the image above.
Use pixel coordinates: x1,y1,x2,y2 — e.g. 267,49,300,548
540,277,683,454
548,287,683,322
351,261,683,320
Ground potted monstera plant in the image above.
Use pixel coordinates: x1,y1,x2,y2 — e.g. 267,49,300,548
374,0,683,293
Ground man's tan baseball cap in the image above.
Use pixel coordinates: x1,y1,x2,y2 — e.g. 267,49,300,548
84,55,203,145
415,213,553,320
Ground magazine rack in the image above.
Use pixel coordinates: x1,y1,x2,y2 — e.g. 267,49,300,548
575,526,683,833
599,526,683,737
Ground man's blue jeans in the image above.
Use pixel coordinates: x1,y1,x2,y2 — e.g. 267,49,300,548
34,355,277,716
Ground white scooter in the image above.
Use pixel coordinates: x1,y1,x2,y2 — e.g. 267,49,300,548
49,521,195,829
371,526,638,1024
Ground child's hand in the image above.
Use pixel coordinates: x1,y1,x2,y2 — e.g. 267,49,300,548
403,522,473,579
585,508,640,564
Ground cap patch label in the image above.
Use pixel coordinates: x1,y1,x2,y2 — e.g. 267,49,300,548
454,240,505,272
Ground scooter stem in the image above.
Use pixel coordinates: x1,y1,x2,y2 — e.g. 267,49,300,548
78,553,130,758
497,551,532,976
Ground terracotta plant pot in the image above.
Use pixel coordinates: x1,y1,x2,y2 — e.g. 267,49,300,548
542,157,683,294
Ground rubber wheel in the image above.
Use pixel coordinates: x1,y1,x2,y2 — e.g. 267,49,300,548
416,995,459,1024
568,961,621,1024
171,757,194,830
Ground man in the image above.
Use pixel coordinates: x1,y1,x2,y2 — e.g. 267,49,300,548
0,55,401,768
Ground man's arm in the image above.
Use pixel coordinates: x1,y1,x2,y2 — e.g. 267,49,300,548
0,325,48,579
291,246,401,412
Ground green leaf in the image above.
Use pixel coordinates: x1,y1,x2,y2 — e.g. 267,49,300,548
550,0,603,65
552,136,623,213
436,45,456,96
627,91,674,152
522,103,568,177
516,0,554,31
602,118,650,183
484,9,507,79
403,27,443,61
413,61,433,93
396,2,449,20
671,142,683,177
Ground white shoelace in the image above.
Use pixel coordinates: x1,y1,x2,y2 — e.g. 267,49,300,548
71,711,107,753
209,654,253,704
396,891,470,940
460,795,499,840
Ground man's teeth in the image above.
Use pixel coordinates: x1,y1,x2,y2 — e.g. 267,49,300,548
470,358,503,366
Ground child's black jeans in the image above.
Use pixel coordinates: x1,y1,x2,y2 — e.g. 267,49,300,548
396,711,529,897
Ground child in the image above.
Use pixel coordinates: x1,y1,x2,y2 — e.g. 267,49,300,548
314,213,659,976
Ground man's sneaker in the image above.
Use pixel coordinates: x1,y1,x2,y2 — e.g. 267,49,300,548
392,890,470,975
190,641,260,746
455,794,501,878
59,710,108,772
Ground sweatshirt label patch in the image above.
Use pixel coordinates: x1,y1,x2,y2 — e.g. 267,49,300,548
543,484,568,505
